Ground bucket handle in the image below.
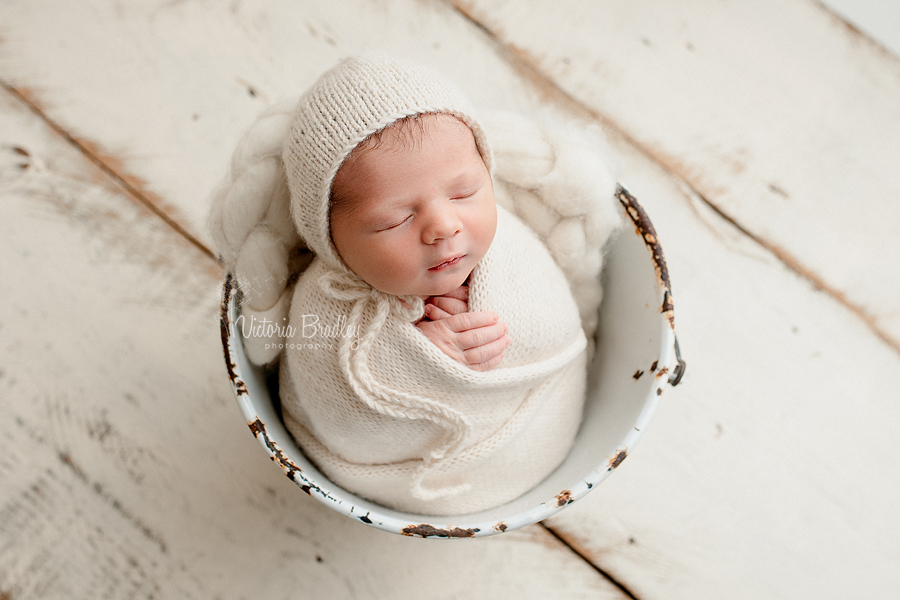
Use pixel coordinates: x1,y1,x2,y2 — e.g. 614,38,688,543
668,336,686,386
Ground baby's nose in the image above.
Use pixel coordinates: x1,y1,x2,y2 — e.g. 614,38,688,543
422,204,462,244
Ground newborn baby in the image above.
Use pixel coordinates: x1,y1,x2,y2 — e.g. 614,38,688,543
275,55,589,515
330,113,507,371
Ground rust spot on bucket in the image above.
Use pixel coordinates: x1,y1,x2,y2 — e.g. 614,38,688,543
633,369,644,380
650,360,658,373
220,275,247,396
617,186,674,329
555,490,573,507
494,522,508,532
608,449,627,470
248,417,326,499
402,524,479,538
656,366,669,377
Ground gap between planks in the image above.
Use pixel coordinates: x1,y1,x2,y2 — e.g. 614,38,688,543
540,522,639,600
445,0,900,358
0,78,216,263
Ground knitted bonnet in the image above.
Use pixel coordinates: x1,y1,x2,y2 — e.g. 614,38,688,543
282,53,493,273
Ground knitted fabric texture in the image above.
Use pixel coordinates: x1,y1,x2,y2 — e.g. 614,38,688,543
282,53,492,273
280,206,588,515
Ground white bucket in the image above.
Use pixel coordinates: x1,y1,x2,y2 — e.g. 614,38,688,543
219,186,684,538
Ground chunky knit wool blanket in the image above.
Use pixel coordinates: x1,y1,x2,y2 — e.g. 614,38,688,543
279,205,588,515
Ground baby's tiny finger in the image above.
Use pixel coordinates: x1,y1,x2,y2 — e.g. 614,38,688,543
429,295,467,315
448,310,499,333
469,349,506,372
462,333,509,365
444,285,469,302
456,321,506,349
424,303,452,321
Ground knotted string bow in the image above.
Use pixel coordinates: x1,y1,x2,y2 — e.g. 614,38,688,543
318,268,473,500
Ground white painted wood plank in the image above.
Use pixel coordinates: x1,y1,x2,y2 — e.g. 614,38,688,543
0,87,627,599
453,0,900,349
541,129,900,598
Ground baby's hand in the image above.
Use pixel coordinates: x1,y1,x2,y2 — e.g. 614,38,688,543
416,307,509,372
424,284,469,316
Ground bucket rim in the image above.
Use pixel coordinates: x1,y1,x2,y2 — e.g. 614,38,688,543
218,185,683,537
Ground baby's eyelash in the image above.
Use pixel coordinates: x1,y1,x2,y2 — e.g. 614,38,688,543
377,215,412,232
452,188,479,200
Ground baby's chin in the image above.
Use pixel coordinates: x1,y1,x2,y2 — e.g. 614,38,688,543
420,271,473,298
392,269,470,299
369,263,477,299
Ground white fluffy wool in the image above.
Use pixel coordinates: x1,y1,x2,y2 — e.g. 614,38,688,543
263,174,299,247
222,160,280,257
487,112,555,188
510,186,560,240
239,288,292,366
480,110,621,342
234,226,290,311
207,98,303,361
229,110,294,173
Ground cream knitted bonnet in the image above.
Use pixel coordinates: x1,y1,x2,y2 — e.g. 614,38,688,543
207,54,495,366
282,53,493,273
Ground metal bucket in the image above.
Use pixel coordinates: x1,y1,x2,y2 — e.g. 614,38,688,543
219,186,684,538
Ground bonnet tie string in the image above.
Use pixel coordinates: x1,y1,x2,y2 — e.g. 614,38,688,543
318,269,473,501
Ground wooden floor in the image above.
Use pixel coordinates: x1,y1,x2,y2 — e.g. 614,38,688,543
2,1,899,598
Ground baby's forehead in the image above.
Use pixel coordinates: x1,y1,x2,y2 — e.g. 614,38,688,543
357,112,474,154
337,113,481,184
330,112,487,216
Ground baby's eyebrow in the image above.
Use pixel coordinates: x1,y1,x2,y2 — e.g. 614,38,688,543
448,170,483,189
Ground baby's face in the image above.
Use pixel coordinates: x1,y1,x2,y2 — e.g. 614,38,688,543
330,114,496,297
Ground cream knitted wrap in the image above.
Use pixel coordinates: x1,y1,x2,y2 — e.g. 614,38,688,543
279,206,588,515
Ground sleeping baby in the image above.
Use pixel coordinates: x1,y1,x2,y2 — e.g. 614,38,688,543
210,54,621,515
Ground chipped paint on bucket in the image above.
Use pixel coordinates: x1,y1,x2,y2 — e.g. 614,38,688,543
220,186,683,538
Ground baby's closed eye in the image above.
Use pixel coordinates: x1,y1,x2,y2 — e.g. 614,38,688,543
451,187,479,200
375,214,412,232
